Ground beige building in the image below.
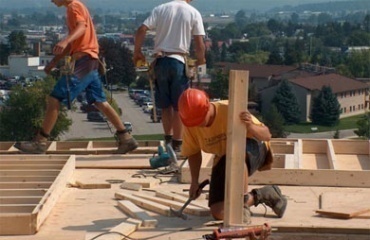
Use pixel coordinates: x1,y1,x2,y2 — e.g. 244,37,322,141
261,73,369,122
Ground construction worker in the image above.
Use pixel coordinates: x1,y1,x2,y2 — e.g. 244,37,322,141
178,88,287,223
133,0,206,153
14,0,138,154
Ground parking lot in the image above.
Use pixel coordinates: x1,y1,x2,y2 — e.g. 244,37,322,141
60,91,163,140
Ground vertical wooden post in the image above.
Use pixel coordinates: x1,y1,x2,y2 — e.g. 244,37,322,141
224,70,249,227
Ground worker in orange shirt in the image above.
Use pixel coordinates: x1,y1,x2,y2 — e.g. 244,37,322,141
178,88,287,224
14,0,138,154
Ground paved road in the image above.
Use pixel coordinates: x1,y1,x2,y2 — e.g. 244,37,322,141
60,91,163,140
60,91,360,140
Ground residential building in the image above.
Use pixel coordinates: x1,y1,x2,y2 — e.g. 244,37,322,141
261,73,369,121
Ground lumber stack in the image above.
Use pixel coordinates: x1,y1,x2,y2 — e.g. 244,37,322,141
0,155,75,235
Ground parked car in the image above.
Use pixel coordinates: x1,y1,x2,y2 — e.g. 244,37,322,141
150,108,162,123
142,102,153,113
87,112,106,122
123,122,133,133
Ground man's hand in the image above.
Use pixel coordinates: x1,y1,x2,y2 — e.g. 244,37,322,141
44,61,57,75
240,111,253,126
133,51,146,67
189,181,201,200
53,39,69,55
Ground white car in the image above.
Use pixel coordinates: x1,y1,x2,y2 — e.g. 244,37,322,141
142,102,153,113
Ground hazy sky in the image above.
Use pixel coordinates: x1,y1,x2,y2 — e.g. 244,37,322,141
0,0,359,12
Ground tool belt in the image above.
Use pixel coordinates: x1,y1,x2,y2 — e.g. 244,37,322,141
152,51,194,79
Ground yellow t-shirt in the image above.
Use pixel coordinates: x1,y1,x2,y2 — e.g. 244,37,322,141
181,100,272,167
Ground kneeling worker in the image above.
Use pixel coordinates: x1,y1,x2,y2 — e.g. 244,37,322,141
178,88,287,223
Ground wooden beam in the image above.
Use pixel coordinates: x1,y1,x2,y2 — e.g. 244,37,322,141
132,192,210,216
115,191,170,216
326,140,337,170
117,200,157,228
224,70,248,227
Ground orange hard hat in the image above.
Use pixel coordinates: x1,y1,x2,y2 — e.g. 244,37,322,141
178,88,210,127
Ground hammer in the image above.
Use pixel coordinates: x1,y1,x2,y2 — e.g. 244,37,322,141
170,179,210,220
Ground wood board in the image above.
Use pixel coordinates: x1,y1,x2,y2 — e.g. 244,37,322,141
180,139,370,187
0,140,162,155
0,155,75,235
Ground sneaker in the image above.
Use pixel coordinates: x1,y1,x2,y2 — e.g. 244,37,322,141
14,140,47,154
251,185,287,218
243,206,252,224
117,137,138,154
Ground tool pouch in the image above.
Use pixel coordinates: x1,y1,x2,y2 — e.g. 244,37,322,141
184,56,196,80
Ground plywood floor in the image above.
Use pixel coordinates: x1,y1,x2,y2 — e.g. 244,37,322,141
0,168,369,240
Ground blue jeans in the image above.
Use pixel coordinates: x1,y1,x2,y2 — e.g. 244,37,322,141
153,57,190,111
50,69,106,106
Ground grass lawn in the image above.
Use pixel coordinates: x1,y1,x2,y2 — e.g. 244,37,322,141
284,114,363,133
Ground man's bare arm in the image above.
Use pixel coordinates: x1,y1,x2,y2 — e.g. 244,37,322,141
193,35,206,65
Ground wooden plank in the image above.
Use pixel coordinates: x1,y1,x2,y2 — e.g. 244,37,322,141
115,191,170,216
0,189,47,197
224,70,248,227
117,200,158,228
120,182,142,191
327,140,337,170
249,168,370,187
155,190,208,209
124,178,160,188
332,139,369,155
92,218,141,240
0,164,64,170
316,201,370,219
32,155,75,234
75,180,111,189
0,176,56,182
0,182,53,189
76,155,152,169
295,139,303,169
0,196,42,204
319,191,370,218
0,213,34,235
0,170,60,177
132,192,210,216
0,204,37,213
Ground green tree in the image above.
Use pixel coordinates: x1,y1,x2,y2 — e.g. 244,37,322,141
267,48,284,65
0,42,10,65
8,30,27,54
310,86,341,126
0,77,72,141
347,50,370,78
354,112,370,139
272,79,301,124
208,70,228,99
263,104,287,138
99,37,136,87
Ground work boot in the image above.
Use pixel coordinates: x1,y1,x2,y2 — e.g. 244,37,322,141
172,139,182,157
115,131,138,154
251,185,287,218
243,206,252,224
14,131,48,154
164,135,173,145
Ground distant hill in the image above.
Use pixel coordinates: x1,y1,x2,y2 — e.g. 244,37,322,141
269,0,369,13
0,0,363,13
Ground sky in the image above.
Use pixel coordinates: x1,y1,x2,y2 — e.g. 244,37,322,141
0,0,359,13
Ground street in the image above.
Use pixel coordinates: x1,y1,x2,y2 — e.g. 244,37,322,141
60,91,359,141
60,91,163,140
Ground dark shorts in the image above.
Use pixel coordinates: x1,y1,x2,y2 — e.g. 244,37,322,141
208,138,268,207
153,57,190,111
50,57,106,106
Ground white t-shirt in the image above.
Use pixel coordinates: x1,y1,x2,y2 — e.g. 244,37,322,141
143,0,205,59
